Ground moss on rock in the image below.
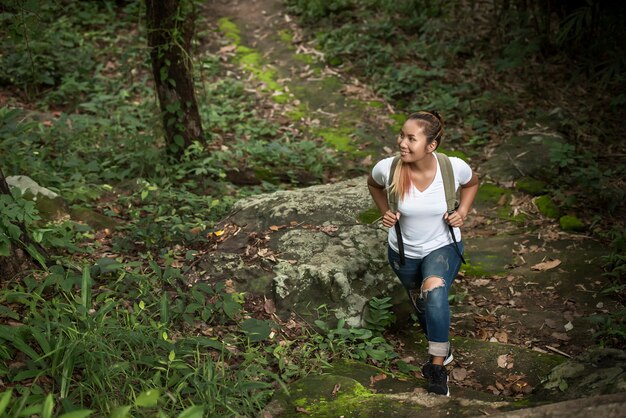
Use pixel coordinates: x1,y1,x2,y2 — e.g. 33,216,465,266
217,17,241,44
317,127,354,152
535,195,560,219
497,206,527,225
476,183,511,205
559,215,585,232
515,177,547,196
358,207,381,224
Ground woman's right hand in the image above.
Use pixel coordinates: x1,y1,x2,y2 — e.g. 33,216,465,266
382,210,400,228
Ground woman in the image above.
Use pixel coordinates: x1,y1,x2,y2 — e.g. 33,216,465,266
367,111,479,396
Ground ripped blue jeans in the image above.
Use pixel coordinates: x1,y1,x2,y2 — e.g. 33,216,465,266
388,242,464,357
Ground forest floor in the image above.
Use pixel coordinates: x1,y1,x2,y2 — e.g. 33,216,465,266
204,0,617,402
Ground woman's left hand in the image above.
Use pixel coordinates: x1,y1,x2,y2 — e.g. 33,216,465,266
444,210,466,228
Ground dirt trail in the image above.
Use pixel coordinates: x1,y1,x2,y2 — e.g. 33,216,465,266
204,0,617,407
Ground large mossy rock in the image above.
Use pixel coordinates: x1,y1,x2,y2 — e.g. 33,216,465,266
198,177,409,326
480,123,566,184
6,175,117,230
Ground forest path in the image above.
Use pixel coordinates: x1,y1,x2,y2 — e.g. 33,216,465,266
204,0,615,411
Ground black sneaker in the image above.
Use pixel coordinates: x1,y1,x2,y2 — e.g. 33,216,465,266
421,345,454,378
428,364,450,396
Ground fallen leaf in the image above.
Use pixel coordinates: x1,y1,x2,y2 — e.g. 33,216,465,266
564,321,574,331
213,230,225,237
295,407,310,414
497,354,509,368
219,45,237,54
264,298,276,314
551,332,571,341
331,383,341,397
544,318,557,329
369,373,387,386
487,384,501,395
494,331,508,343
531,259,561,271
269,225,281,231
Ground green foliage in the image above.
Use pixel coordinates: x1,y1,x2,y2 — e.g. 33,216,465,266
314,317,398,366
587,229,626,349
364,296,396,334
0,0,138,98
0,264,278,416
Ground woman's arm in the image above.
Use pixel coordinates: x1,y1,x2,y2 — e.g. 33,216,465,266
444,172,479,228
367,175,399,228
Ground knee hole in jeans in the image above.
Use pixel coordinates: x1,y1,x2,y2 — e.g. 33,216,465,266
421,275,445,296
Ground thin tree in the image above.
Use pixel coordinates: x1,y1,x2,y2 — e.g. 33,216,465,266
145,0,205,157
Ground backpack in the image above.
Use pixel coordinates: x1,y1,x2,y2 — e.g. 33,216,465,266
387,152,466,265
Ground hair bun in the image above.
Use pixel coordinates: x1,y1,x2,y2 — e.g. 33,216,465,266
429,110,442,121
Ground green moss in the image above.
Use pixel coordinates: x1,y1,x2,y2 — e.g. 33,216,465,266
559,215,585,232
234,46,286,100
461,259,495,278
217,18,241,44
320,75,343,90
476,183,511,205
358,207,381,224
294,53,315,65
367,100,385,109
389,113,405,131
497,206,527,224
327,56,344,66
515,177,547,196
278,29,293,43
535,195,560,219
438,148,467,160
317,127,354,152
286,104,308,121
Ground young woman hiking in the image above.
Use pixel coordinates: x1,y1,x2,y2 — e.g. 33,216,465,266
367,111,479,396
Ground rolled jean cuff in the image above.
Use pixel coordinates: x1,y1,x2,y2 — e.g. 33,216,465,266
429,341,449,357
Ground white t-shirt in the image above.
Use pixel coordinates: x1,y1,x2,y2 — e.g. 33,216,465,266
371,153,473,259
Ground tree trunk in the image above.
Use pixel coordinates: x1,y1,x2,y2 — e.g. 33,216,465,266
0,168,46,281
145,0,205,157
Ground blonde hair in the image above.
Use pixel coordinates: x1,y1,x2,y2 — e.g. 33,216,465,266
389,110,444,202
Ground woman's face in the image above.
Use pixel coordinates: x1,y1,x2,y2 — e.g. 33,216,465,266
397,119,433,163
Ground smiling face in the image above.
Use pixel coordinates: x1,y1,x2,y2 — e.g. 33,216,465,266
397,119,437,163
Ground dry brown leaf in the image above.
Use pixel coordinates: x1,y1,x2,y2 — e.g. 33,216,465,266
531,259,561,271
551,332,571,341
487,384,501,395
494,331,509,343
295,407,310,414
497,354,509,368
219,45,237,54
331,383,341,397
544,318,557,329
370,373,387,386
264,298,276,315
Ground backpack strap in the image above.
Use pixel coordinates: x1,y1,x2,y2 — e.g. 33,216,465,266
435,152,466,264
387,156,405,265
436,152,459,213
387,156,401,213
